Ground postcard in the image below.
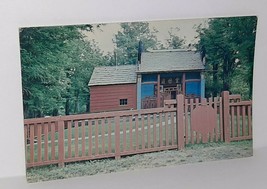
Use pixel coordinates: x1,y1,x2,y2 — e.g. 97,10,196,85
20,16,257,182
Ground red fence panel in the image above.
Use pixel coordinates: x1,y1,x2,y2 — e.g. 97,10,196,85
229,101,252,141
24,91,252,168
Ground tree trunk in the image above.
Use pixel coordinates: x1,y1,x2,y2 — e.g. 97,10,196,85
223,53,230,91
65,98,70,115
36,110,43,118
52,108,59,116
23,102,29,119
247,49,254,99
74,90,80,113
212,63,219,97
86,95,90,113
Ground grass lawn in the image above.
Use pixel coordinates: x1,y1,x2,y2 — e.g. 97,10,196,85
26,140,252,183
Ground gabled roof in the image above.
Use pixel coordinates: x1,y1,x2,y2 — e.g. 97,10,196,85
88,65,137,86
138,50,205,73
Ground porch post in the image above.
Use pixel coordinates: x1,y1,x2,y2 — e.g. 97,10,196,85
157,74,161,107
200,72,205,98
182,73,186,96
137,74,142,110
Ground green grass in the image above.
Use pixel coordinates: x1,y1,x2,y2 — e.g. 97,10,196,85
26,140,253,183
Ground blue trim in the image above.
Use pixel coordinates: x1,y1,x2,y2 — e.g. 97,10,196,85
201,78,205,98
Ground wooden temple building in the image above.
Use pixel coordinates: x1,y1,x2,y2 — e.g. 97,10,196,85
88,49,205,113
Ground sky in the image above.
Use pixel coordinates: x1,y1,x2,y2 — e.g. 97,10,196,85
85,18,208,54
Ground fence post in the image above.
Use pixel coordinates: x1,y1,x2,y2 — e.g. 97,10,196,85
221,91,231,143
177,94,185,150
115,115,121,159
24,125,28,167
58,118,65,167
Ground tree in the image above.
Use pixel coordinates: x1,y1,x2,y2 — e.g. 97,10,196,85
114,22,159,65
197,16,257,99
165,30,185,49
63,39,107,115
20,26,80,117
20,25,106,118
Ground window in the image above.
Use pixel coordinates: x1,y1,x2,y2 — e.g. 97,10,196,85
120,99,128,106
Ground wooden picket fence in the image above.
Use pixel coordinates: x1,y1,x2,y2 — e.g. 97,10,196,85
24,91,252,168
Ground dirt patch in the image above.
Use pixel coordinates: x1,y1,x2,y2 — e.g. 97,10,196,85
26,140,252,183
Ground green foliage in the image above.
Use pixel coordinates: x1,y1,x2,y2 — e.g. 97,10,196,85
197,16,257,99
20,25,107,118
63,39,107,115
114,22,159,65
166,30,185,49
113,22,187,66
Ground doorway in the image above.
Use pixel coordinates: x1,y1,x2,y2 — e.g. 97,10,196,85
171,91,176,99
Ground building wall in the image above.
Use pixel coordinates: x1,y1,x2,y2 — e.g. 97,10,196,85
185,72,202,97
139,72,203,109
90,83,137,113
185,81,201,96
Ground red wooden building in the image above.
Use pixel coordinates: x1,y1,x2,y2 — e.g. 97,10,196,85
89,49,205,113
88,65,137,113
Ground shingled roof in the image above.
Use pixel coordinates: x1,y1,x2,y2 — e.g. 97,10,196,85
88,65,137,86
138,50,205,73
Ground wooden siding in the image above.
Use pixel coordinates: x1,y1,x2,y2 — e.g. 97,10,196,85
90,84,137,113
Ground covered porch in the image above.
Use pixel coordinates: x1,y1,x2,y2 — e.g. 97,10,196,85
138,72,205,109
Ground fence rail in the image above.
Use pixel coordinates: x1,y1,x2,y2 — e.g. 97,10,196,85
24,91,252,168
24,107,178,168
229,100,252,141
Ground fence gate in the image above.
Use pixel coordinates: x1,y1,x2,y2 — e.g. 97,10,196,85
174,94,223,147
191,101,217,143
